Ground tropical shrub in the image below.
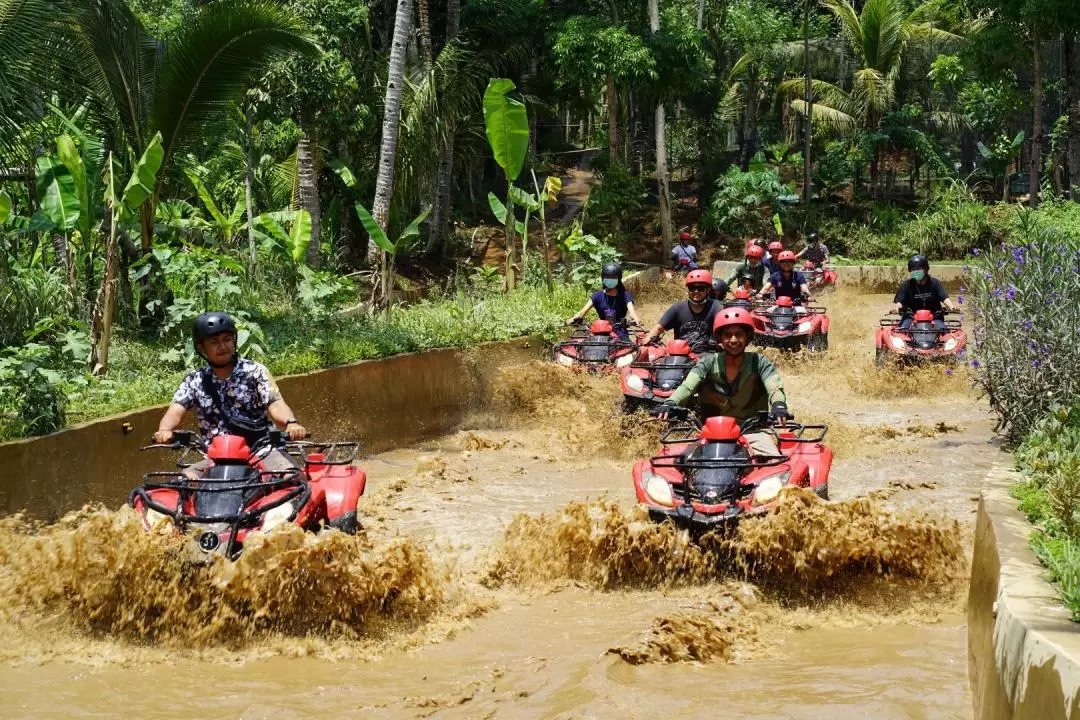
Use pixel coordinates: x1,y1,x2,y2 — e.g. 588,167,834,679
967,219,1080,441
704,165,790,237
586,162,646,232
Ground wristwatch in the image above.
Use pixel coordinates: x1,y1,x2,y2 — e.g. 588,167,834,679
285,417,299,427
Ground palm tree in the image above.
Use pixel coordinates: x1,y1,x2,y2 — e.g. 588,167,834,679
778,0,961,187
649,0,672,253
369,0,414,268
63,0,318,250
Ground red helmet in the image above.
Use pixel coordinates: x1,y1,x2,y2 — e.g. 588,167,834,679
734,287,751,300
700,416,741,442
679,231,693,242
776,296,794,307
913,310,934,323
665,339,691,356
768,241,784,253
804,260,816,270
713,306,756,340
589,319,613,335
778,250,797,263
746,245,765,260
685,269,713,287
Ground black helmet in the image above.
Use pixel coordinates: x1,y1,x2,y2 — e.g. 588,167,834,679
192,311,237,345
711,278,729,297
739,270,754,285
807,231,819,243
908,254,929,272
601,262,623,280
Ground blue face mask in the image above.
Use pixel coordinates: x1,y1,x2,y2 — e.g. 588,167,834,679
911,270,926,281
602,278,619,289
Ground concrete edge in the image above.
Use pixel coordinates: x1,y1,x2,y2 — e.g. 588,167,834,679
969,465,1080,719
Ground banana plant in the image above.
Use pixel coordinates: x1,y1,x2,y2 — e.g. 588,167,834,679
88,138,165,375
185,168,247,247
0,190,11,225
249,209,313,265
355,203,430,317
483,78,529,292
531,172,561,294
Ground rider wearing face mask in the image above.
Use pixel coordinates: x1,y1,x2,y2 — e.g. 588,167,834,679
651,307,790,456
725,244,767,291
568,262,642,339
894,254,957,330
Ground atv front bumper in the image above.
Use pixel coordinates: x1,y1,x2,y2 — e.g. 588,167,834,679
647,504,744,531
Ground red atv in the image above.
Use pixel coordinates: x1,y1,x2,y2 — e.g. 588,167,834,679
875,309,967,367
620,339,698,413
632,409,832,536
802,261,837,292
130,430,366,559
553,319,641,374
752,296,829,352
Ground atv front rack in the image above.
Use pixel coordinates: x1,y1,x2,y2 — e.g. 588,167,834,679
552,338,638,363
132,467,308,523
650,451,788,470
879,313,963,331
285,440,361,466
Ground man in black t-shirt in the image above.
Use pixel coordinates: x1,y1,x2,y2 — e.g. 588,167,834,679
893,254,957,330
640,269,721,354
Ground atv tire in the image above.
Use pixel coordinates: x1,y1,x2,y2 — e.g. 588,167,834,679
807,332,828,353
875,346,888,368
814,484,829,501
327,511,361,535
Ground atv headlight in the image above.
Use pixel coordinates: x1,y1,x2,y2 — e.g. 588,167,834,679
797,321,813,333
643,472,675,507
753,472,791,506
890,336,907,350
261,502,295,532
557,353,574,367
625,373,645,392
943,338,958,351
616,352,635,368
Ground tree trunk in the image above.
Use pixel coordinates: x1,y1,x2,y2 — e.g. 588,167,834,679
416,0,433,71
1030,27,1043,208
802,0,813,205
244,108,257,272
650,0,672,255
426,0,460,256
51,233,74,289
697,0,705,29
1065,33,1080,198
297,108,321,267
89,161,120,376
370,0,414,267
606,74,618,164
741,74,759,170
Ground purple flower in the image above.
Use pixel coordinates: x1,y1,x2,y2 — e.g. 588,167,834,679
945,368,954,376
1023,320,1033,331
971,359,981,369
984,272,992,280
957,295,965,304
1006,287,1016,301
1033,360,1041,369
1014,267,1022,276
972,248,981,256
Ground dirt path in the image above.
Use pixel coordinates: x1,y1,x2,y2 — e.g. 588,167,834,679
0,283,999,719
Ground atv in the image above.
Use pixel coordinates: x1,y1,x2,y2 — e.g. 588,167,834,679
632,409,832,536
620,339,699,413
752,296,829,352
130,429,366,559
553,318,641,374
875,309,966,367
802,260,837,292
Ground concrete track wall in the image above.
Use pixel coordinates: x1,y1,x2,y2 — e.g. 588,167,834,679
0,268,659,520
969,466,1080,719
711,260,966,292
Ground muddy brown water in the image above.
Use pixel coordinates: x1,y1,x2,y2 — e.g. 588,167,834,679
0,287,1003,718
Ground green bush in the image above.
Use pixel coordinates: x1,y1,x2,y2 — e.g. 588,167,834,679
585,162,645,232
704,165,790,237
899,182,1004,259
967,221,1080,441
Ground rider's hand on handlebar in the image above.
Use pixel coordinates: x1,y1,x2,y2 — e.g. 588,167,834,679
285,422,309,441
650,405,672,420
770,401,792,427
567,316,583,326
153,429,174,445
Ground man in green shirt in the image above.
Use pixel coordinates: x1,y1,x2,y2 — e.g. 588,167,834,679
651,306,790,456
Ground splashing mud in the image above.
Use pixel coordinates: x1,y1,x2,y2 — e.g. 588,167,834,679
0,505,443,650
486,492,963,599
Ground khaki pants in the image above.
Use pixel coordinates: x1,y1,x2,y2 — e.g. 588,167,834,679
183,448,299,479
744,431,780,457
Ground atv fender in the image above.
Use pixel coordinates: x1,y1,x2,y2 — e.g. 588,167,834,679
313,466,367,525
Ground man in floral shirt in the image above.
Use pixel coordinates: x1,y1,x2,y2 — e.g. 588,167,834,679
154,312,307,478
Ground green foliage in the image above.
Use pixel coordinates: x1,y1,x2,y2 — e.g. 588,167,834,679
555,222,621,286
899,182,1002,257
584,162,645,234
704,165,790,237
0,344,70,439
0,264,73,348
483,78,530,182
968,220,1080,441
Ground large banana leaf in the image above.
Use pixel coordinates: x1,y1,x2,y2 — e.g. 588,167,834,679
399,207,432,242
487,192,526,235
483,78,529,181
250,209,310,263
185,168,228,229
36,155,80,231
121,132,164,212
355,203,394,255
0,190,11,224
287,209,311,263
